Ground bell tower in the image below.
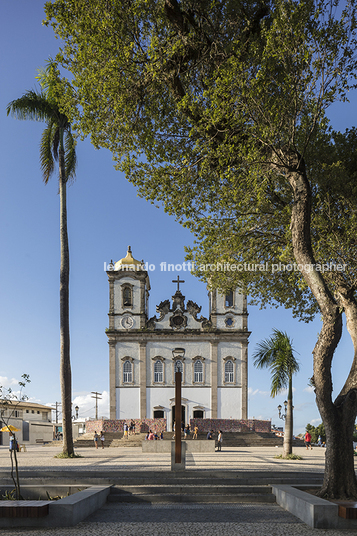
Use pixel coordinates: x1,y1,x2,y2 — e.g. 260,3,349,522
107,246,150,331
209,287,248,331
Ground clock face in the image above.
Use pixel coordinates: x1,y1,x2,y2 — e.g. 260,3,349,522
121,315,134,329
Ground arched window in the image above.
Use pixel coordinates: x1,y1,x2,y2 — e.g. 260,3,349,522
225,360,234,383
225,291,233,307
154,360,163,383
174,360,183,374
122,286,133,307
194,360,203,383
123,360,132,383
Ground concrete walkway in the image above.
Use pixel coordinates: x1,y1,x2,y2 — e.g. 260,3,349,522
0,445,356,535
0,444,329,474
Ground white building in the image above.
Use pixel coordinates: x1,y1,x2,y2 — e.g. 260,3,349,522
106,247,249,430
0,400,53,446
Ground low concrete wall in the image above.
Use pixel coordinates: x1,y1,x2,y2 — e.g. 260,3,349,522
272,484,357,529
0,485,111,528
142,440,215,453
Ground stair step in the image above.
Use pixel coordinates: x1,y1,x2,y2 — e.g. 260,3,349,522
110,485,272,495
108,493,276,504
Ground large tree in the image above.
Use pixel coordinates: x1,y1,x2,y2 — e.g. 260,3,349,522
7,63,76,456
45,0,357,496
253,329,299,457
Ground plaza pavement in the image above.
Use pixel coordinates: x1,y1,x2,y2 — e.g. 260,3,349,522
0,444,357,535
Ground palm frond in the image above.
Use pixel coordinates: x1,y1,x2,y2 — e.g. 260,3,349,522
40,124,55,183
52,127,60,162
64,131,77,183
253,329,300,398
6,90,57,122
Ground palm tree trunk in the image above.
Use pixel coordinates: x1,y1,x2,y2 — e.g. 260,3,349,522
283,376,293,457
59,141,74,456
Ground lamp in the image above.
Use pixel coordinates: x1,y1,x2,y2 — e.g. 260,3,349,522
278,401,288,420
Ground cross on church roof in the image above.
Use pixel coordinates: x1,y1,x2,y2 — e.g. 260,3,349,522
172,275,185,292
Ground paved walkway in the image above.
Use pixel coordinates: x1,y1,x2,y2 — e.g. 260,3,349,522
0,445,356,535
0,444,329,474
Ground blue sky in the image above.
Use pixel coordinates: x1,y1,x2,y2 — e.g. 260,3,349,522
1,1,356,433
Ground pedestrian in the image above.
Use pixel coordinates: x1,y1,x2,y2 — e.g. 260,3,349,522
317,435,322,447
186,423,190,439
129,420,134,435
148,430,155,440
217,430,223,452
160,431,164,440
93,431,99,449
124,423,129,439
184,424,188,439
193,425,198,440
304,430,313,450
207,430,213,440
181,421,185,437
100,431,105,449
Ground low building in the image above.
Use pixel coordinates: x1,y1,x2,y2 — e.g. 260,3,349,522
0,400,53,446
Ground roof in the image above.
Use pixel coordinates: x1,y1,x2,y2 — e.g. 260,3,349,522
0,400,52,411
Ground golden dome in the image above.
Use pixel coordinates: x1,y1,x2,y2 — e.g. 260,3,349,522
114,246,143,270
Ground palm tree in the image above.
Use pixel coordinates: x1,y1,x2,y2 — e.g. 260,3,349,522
253,329,299,457
7,64,77,456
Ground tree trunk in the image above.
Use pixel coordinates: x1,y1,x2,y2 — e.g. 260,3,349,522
59,142,74,456
285,155,357,498
319,401,357,498
283,377,293,457
317,289,357,498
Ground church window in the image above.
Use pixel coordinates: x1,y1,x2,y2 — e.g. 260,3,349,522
225,291,233,307
154,360,163,383
225,360,234,383
174,360,183,374
194,360,203,383
123,360,132,383
122,286,133,307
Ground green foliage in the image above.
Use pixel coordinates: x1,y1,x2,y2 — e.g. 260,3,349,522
274,453,303,460
54,452,82,459
6,61,77,185
253,329,299,397
44,0,357,320
306,423,326,443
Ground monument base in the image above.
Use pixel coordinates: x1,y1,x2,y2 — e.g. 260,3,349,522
170,441,186,472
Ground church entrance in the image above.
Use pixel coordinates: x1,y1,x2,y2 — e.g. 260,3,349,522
193,410,204,418
172,405,185,430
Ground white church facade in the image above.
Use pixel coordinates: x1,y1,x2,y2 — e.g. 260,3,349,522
106,247,249,430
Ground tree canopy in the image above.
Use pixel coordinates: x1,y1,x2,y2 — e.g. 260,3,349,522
45,0,357,497
44,0,357,318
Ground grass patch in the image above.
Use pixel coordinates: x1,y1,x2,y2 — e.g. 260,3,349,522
54,452,83,459
274,453,303,460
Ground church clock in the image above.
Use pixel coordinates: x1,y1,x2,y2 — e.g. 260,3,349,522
121,315,134,329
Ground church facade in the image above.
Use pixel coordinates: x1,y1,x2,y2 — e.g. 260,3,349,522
106,247,249,430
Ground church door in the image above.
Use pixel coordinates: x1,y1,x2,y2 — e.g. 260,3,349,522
172,405,186,429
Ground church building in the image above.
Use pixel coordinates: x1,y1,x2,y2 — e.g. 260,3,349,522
106,247,249,430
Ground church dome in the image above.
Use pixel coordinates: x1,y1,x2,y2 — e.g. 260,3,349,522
114,246,143,270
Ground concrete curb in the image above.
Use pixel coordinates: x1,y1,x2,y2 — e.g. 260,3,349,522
272,484,357,529
0,485,111,528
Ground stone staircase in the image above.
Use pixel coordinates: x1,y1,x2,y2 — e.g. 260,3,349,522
106,469,322,504
72,430,303,448
108,481,275,504
73,432,145,448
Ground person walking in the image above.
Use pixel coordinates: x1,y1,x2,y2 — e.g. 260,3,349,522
100,431,105,449
304,430,313,450
217,430,223,452
193,425,198,440
93,431,99,449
